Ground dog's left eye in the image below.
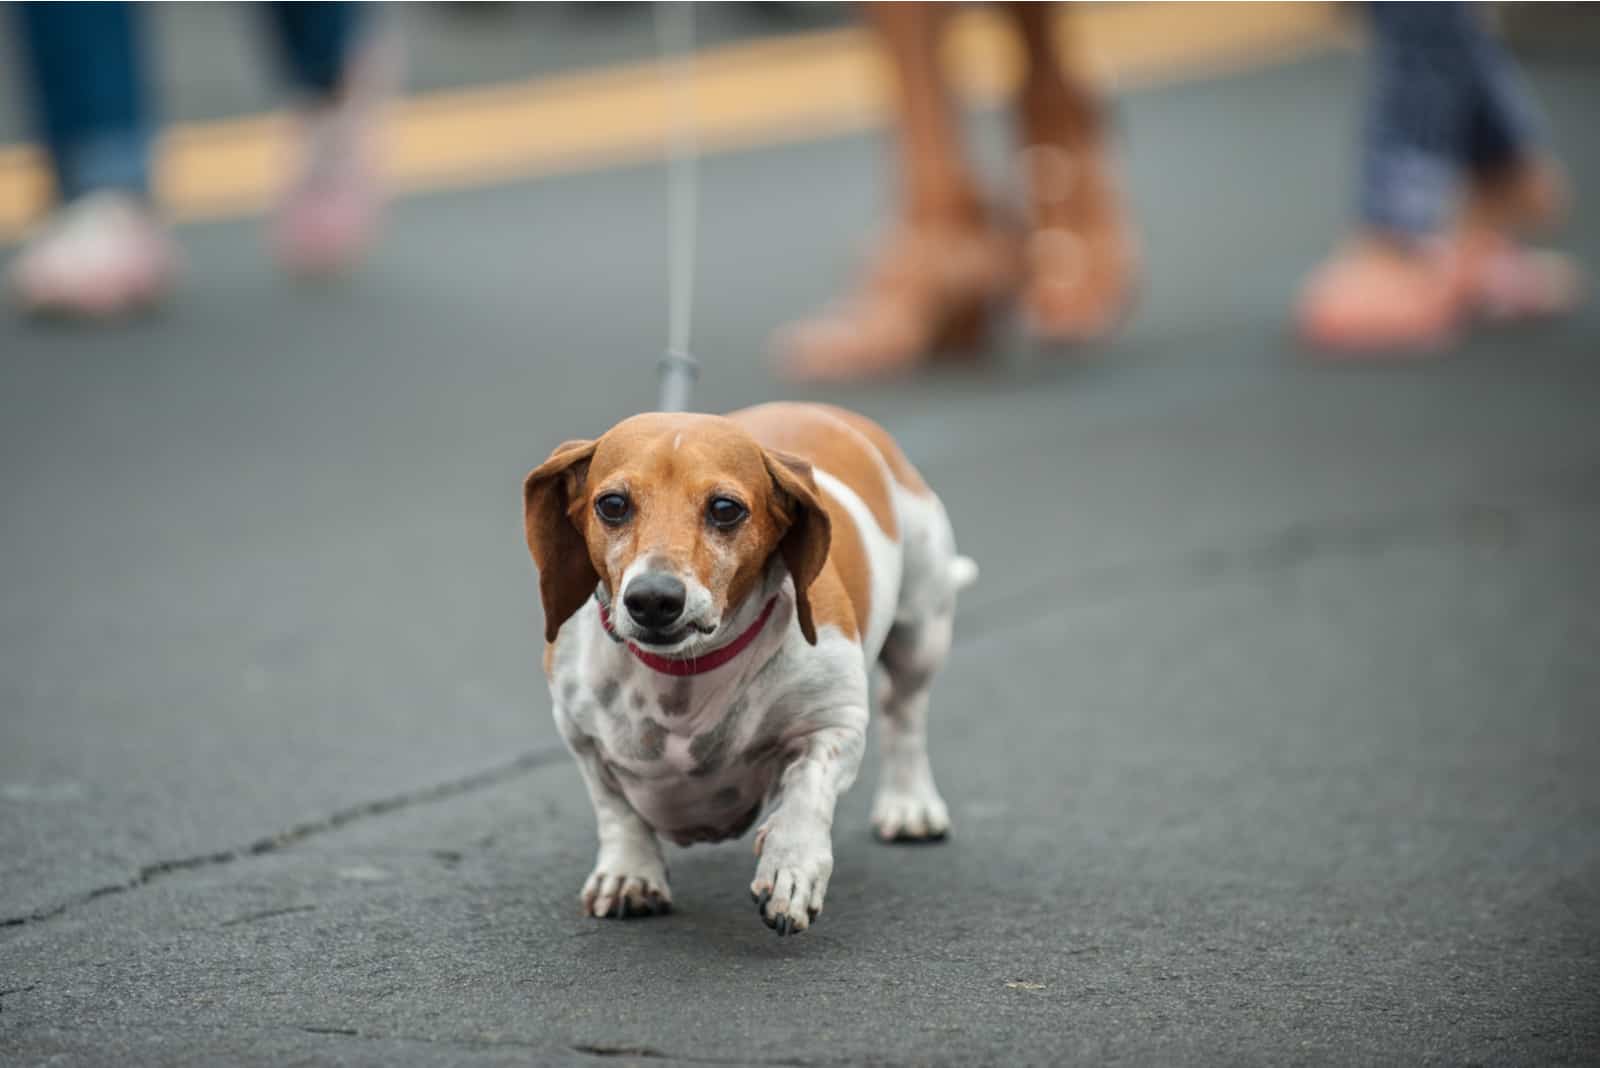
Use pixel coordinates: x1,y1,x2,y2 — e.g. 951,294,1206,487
706,496,748,529
595,493,632,524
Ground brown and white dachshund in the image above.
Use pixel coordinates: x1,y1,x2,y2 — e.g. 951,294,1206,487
524,402,976,935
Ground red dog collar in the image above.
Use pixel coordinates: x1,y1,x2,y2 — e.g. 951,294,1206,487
597,596,778,677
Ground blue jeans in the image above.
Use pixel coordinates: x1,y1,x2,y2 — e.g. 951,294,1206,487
12,2,364,202
1362,2,1545,236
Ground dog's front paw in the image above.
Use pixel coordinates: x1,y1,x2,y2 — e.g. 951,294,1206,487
581,858,672,919
749,818,833,936
871,784,950,843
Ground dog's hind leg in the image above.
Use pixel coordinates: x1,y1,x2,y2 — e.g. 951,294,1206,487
871,490,974,843
873,612,954,842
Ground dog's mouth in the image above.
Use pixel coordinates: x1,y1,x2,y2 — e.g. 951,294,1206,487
625,618,718,654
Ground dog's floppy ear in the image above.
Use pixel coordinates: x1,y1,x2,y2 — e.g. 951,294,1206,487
763,449,831,645
523,438,600,643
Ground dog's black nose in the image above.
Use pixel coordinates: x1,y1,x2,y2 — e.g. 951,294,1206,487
623,574,686,631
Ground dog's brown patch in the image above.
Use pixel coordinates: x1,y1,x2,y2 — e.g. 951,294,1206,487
810,403,931,497
730,403,902,536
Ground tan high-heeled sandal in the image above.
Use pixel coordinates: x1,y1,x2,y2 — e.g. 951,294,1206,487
774,219,1020,383
1016,135,1142,347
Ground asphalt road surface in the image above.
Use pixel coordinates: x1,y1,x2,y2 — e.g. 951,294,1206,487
3,43,1598,1067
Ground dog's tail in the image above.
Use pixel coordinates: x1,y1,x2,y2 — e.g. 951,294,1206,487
948,554,979,592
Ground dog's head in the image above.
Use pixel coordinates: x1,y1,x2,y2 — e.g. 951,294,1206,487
523,413,830,652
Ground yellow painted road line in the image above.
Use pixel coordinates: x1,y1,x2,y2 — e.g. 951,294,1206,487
0,3,1345,239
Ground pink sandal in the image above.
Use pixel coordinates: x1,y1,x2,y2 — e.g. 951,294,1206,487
1295,236,1464,355
1462,233,1583,324
268,33,399,277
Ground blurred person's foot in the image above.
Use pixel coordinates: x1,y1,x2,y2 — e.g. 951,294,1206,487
774,216,1019,382
1299,157,1582,353
1016,89,1140,346
1295,234,1463,354
1465,155,1569,235
1459,231,1582,324
7,192,178,319
269,33,398,277
1459,157,1582,322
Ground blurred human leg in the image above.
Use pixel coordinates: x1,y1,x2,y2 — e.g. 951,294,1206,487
15,1,151,201
1009,2,1139,344
1297,3,1577,353
1453,17,1580,321
6,2,178,317
1298,3,1474,352
267,1,363,96
775,2,1018,382
264,2,392,275
871,0,986,224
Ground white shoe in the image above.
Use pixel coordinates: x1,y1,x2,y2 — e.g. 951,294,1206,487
8,192,179,318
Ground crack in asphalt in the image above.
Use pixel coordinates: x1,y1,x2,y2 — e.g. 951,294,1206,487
1,746,567,930
218,903,318,928
289,1029,835,1065
0,982,39,1017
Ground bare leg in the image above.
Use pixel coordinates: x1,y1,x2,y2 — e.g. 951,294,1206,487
774,2,1017,382
873,1,985,225
1008,2,1140,344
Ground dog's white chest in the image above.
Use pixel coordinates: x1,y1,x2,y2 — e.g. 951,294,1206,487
550,594,871,848
589,695,781,845
560,645,790,845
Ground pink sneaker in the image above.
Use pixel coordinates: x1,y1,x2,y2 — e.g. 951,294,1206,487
268,35,398,277
7,192,179,319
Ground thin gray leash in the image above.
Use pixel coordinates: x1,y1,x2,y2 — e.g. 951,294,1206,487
655,1,700,413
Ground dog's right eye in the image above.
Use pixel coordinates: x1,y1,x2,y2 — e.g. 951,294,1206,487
595,493,631,525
